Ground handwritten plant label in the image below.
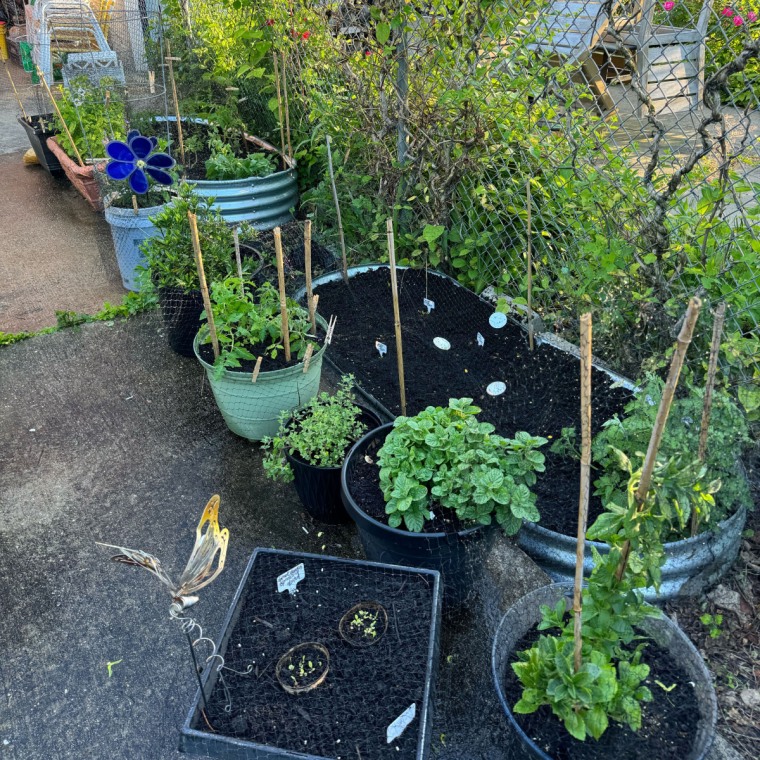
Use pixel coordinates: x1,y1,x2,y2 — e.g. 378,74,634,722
489,312,508,329
486,381,506,397
376,341,388,357
433,337,451,351
423,297,435,313
477,332,485,347
276,563,305,595
386,703,417,744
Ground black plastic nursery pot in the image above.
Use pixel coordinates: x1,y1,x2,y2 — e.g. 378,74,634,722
17,114,63,175
491,583,718,760
179,548,442,760
158,286,204,357
285,408,383,524
341,423,497,607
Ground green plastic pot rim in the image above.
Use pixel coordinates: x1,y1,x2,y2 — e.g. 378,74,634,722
342,422,491,541
193,318,328,381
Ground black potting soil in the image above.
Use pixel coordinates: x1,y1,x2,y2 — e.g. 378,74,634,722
193,552,437,759
315,268,632,535
501,628,702,760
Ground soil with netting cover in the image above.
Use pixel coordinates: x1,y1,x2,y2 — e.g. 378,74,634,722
192,552,437,759
314,268,631,533
501,628,702,759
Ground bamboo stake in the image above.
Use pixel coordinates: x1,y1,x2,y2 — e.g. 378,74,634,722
251,356,262,383
232,226,244,298
386,218,407,416
527,179,534,351
573,313,593,673
132,195,139,216
4,61,28,120
274,227,291,362
38,68,84,167
272,52,287,169
165,42,185,169
188,211,220,360
326,135,348,283
304,220,316,333
280,51,292,161
691,302,726,536
302,343,314,373
615,297,702,582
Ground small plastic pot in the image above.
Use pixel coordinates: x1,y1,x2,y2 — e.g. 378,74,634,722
285,408,382,524
17,114,62,175
341,423,496,606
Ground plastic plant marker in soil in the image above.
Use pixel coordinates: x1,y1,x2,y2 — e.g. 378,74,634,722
180,549,442,760
338,601,388,647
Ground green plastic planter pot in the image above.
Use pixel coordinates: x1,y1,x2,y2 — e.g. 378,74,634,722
193,324,328,441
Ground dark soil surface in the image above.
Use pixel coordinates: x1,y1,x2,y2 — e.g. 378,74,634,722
315,268,631,534
195,552,437,759
501,628,702,760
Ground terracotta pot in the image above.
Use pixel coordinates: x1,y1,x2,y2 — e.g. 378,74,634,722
46,137,105,211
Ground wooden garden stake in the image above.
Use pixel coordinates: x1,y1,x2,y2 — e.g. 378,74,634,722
251,356,262,383
302,344,314,373
304,220,317,333
4,61,28,120
527,179,534,351
131,195,139,216
280,51,292,161
274,227,291,362
38,68,84,167
615,297,702,582
573,313,592,673
148,70,155,94
188,211,220,360
165,42,185,169
272,52,287,169
232,226,244,297
386,218,407,416
326,136,349,283
691,302,726,536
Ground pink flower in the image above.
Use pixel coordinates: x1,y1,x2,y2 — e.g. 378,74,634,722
265,19,274,26
734,14,744,23
364,50,372,57
748,11,758,20
722,6,734,15
301,31,311,40
663,1,675,10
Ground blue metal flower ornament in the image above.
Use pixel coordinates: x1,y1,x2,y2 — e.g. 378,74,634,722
105,130,175,194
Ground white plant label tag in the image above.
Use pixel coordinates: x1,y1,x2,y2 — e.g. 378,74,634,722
277,563,305,595
477,332,485,347
386,703,416,744
489,312,508,329
423,297,435,313
375,341,388,357
433,337,451,350
486,381,506,397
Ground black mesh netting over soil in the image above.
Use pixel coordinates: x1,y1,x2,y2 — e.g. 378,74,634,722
312,267,632,536
189,551,438,760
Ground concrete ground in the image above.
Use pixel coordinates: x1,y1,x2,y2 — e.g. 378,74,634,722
0,61,125,334
0,314,743,760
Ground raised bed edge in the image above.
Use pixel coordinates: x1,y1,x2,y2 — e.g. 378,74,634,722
178,547,443,760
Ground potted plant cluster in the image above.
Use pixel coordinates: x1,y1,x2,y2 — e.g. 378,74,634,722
341,397,548,603
140,184,253,357
262,375,382,524
17,112,63,175
520,372,751,598
193,276,328,440
47,75,126,210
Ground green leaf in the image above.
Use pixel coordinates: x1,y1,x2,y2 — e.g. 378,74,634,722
586,705,609,739
376,22,391,45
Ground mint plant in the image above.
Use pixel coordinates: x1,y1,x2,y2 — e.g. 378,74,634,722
376,398,547,533
512,452,718,741
202,278,314,376
262,375,368,481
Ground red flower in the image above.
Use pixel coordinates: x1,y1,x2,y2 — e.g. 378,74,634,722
265,19,274,26
301,31,311,40
364,50,372,57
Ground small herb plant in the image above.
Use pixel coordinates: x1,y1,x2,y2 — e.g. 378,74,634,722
140,184,248,291
205,140,276,181
54,76,126,160
262,376,367,481
376,398,547,533
512,452,717,741
202,278,314,376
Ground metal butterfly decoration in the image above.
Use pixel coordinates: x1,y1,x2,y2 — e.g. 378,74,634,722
105,129,175,194
98,495,229,614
